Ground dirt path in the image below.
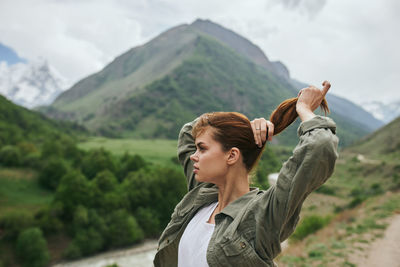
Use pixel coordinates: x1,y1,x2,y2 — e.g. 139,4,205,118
351,214,400,267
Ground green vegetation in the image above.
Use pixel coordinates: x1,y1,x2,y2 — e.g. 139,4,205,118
0,127,286,264
0,169,53,214
0,95,87,148
16,228,49,267
78,137,177,166
290,215,332,242
0,112,189,264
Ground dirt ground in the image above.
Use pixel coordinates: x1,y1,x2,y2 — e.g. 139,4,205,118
349,214,400,267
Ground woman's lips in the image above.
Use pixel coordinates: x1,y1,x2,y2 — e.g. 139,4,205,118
194,165,199,173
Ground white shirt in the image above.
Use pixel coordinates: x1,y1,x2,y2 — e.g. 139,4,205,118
178,202,219,267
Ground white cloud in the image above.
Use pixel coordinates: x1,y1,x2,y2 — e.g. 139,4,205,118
0,0,398,104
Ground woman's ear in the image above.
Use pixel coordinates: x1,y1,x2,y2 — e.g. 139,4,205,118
226,147,241,165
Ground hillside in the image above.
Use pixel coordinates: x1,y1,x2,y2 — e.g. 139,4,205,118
0,94,86,147
39,19,373,146
347,116,400,157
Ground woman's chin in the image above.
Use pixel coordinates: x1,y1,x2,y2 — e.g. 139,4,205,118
194,174,208,183
194,174,203,182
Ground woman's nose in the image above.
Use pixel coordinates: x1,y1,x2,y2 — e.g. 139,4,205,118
190,152,198,162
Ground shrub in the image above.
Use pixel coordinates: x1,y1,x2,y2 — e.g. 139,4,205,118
118,153,147,181
41,140,63,159
21,152,42,169
16,227,49,267
81,148,117,179
91,171,122,212
0,211,34,240
17,142,38,154
92,170,118,193
63,241,82,259
347,196,365,209
105,210,144,248
35,207,64,234
135,207,161,236
368,183,383,196
290,215,331,241
0,145,21,166
38,157,69,190
316,185,336,195
69,227,104,257
54,170,92,220
122,167,186,229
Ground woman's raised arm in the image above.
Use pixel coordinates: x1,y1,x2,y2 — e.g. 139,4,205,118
177,118,201,191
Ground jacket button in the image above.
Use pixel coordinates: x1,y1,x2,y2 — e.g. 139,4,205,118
240,242,246,249
167,239,170,244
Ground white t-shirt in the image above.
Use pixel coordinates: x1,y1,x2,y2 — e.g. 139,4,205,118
178,202,219,267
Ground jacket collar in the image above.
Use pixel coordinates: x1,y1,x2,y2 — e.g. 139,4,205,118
218,187,259,219
195,184,259,219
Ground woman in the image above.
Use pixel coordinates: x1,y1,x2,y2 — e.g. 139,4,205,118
154,81,339,266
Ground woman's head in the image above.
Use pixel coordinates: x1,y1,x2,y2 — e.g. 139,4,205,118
191,112,262,173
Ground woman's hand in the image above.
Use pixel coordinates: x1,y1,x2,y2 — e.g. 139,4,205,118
296,81,331,122
250,118,274,147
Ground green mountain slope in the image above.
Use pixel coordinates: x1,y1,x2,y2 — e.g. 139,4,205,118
45,24,199,120
96,35,296,140
347,116,400,157
39,19,371,146
0,95,86,147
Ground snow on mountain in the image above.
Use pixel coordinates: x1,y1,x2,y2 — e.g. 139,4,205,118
0,59,69,109
361,100,400,124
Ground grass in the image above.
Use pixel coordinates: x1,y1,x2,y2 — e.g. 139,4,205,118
0,168,53,214
78,137,178,166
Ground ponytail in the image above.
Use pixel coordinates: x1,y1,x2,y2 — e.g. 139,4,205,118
269,97,329,135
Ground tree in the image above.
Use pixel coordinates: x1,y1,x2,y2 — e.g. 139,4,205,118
118,153,147,181
54,170,92,220
16,228,49,267
81,148,117,179
0,211,34,241
105,210,144,248
135,207,161,236
91,170,123,212
38,157,69,190
121,167,186,229
0,145,21,167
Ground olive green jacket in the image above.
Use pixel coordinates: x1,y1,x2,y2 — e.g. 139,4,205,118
154,115,339,267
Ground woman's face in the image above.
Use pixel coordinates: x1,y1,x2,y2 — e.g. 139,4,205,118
190,127,230,184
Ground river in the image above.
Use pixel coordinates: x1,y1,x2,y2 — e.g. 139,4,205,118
52,239,158,267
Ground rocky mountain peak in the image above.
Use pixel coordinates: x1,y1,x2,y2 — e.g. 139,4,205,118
0,59,68,108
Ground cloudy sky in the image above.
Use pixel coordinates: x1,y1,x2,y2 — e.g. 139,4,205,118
0,0,399,105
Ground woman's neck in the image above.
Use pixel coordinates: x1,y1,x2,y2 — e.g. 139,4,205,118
215,167,250,213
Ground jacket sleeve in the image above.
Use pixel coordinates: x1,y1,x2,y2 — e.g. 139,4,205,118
255,115,339,256
177,118,201,191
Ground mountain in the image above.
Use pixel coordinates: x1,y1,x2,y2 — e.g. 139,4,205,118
40,19,375,146
0,59,68,109
0,94,87,147
348,115,400,156
361,100,400,124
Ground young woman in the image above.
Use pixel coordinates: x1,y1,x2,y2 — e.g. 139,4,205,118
154,81,339,267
